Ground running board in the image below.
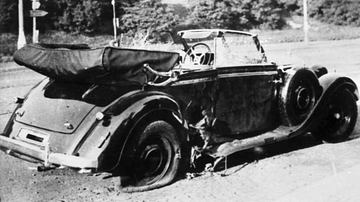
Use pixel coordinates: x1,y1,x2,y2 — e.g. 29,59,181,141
204,125,298,159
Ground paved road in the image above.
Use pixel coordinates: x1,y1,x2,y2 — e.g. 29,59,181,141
0,65,44,131
265,38,360,78
276,163,360,202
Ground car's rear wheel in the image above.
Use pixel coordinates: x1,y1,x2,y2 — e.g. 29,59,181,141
121,120,181,192
315,88,357,143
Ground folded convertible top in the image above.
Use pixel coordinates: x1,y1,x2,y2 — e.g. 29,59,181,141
14,43,180,85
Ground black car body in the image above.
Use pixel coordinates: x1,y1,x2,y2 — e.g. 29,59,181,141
0,29,358,192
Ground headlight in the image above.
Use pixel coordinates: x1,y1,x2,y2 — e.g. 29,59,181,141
96,112,104,120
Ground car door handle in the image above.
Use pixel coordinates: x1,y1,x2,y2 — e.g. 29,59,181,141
269,78,283,84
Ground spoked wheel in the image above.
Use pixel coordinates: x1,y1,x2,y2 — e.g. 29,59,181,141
316,88,357,143
122,120,181,192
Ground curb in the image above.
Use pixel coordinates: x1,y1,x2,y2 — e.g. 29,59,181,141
0,62,26,73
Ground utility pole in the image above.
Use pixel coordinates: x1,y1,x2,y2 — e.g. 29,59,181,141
17,0,26,49
303,0,309,45
111,0,120,47
112,0,117,41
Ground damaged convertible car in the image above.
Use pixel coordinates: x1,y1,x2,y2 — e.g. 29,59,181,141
0,29,358,192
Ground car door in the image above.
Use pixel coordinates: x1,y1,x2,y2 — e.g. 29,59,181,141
165,68,218,125
214,64,280,136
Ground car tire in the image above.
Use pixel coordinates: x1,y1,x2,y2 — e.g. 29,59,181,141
121,120,181,192
314,88,357,143
279,68,321,126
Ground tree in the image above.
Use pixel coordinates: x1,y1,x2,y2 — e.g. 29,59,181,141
53,0,102,33
306,0,360,26
119,0,180,35
251,0,285,29
0,0,19,32
190,0,286,30
168,3,189,21
39,0,131,33
190,0,250,29
281,0,360,27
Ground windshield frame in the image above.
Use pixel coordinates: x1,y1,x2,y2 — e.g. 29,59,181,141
177,29,267,68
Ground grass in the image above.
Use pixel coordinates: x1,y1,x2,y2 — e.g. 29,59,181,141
0,33,20,62
1,20,360,63
40,31,114,47
255,24,360,44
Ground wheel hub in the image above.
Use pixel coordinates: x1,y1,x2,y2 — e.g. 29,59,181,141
140,144,164,177
296,87,310,110
334,113,341,119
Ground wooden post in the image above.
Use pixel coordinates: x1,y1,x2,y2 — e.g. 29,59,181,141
33,16,38,43
17,0,26,49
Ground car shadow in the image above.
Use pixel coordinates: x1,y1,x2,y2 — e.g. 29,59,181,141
211,106,360,172
212,130,360,172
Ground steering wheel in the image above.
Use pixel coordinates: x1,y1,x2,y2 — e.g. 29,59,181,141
183,43,211,65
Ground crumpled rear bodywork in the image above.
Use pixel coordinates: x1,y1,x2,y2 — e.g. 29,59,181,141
0,78,142,169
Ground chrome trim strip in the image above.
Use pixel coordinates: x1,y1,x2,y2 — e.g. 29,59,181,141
171,77,215,86
171,70,277,86
218,71,278,78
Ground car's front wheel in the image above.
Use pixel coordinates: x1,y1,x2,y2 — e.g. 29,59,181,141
315,88,357,143
121,120,181,192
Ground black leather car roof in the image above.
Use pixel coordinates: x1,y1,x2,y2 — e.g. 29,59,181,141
14,43,179,85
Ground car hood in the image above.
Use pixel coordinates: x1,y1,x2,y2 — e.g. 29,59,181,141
15,78,138,134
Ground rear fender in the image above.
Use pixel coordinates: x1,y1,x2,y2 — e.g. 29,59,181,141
117,107,189,175
78,91,186,172
2,78,46,136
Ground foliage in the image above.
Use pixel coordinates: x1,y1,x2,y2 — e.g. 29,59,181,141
190,0,249,29
281,0,360,27
251,0,286,29
119,0,179,35
47,0,103,33
189,0,286,30
0,33,18,56
278,0,300,14
0,0,19,32
168,4,189,21
2,0,360,37
40,0,180,34
307,0,360,26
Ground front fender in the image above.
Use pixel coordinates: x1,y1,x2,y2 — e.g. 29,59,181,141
77,90,185,172
288,73,358,138
318,73,358,100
